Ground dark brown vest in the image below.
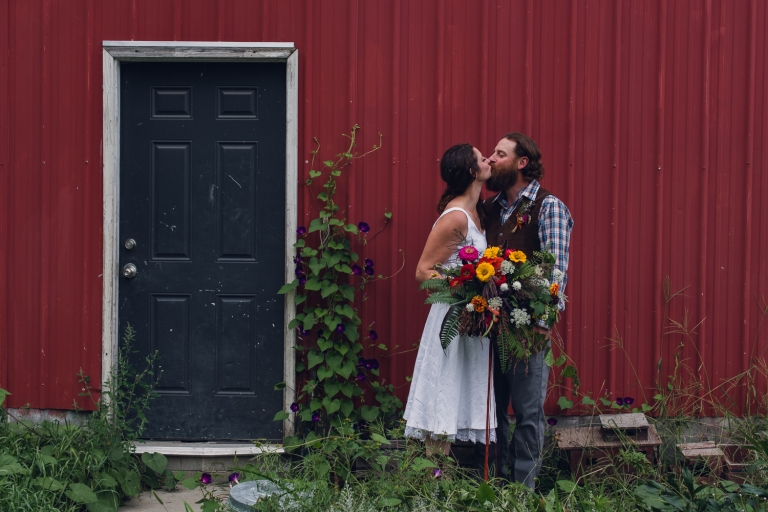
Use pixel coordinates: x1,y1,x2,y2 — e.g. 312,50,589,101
485,186,552,257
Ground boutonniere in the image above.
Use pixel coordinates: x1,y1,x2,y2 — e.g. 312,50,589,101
511,198,534,233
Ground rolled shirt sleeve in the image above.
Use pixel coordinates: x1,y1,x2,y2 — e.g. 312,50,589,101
539,196,573,313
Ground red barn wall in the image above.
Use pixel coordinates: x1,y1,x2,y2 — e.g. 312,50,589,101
1,0,767,415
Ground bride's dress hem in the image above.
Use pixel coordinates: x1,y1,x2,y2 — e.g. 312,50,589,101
404,425,497,444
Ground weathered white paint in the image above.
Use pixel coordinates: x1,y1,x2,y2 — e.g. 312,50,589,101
101,41,298,440
282,50,299,438
133,441,284,456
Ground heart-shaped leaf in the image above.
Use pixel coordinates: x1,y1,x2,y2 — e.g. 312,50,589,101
66,483,99,504
360,405,380,422
324,381,340,398
141,452,168,474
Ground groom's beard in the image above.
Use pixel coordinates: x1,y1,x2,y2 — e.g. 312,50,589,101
486,164,518,192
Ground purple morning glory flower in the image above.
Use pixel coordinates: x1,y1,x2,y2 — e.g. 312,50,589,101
293,256,302,264
616,397,624,406
298,328,311,336
201,473,212,485
298,275,307,285
369,330,378,340
295,267,305,276
297,226,306,235
364,360,373,370
624,397,635,405
358,222,370,233
351,264,363,275
336,323,345,333
370,359,379,370
228,472,239,487
290,402,299,412
311,412,320,422
358,357,366,367
432,468,443,478
317,329,324,338
357,372,366,382
364,258,374,267
547,417,558,426
364,266,374,276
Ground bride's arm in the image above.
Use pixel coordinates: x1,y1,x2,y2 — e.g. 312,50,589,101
415,210,468,283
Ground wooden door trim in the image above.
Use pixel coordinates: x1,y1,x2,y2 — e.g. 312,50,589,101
102,41,298,438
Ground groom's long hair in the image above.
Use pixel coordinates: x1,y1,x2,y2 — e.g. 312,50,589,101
437,143,488,230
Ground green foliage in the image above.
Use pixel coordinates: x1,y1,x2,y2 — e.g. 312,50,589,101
277,126,402,439
439,305,462,350
0,326,161,511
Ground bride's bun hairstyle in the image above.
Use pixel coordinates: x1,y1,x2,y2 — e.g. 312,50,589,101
436,143,488,229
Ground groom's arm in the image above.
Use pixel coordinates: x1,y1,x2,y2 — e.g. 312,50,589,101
538,196,574,312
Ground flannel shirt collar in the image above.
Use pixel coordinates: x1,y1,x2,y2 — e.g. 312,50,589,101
492,180,541,209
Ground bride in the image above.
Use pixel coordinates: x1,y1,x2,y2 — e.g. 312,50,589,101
404,143,497,456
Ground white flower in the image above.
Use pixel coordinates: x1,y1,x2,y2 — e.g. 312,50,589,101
465,303,475,312
511,308,531,327
500,283,509,292
552,269,564,283
534,266,544,277
500,260,515,275
512,281,522,291
488,297,503,310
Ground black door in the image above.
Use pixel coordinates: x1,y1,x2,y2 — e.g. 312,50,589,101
118,62,286,440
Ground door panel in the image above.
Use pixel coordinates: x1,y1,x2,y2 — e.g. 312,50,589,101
119,62,286,440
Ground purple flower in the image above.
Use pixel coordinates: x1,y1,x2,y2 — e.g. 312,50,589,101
293,256,303,264
616,397,624,406
364,266,374,276
358,357,366,367
624,397,635,405
290,402,299,412
351,264,363,275
298,275,307,285
228,472,239,487
432,468,443,478
311,412,320,422
357,372,366,382
370,359,379,370
336,323,345,333
358,222,370,233
297,226,306,235
364,258,374,267
369,330,378,340
317,329,324,338
298,328,311,336
201,473,212,485
295,267,305,276
364,360,373,370
547,417,558,426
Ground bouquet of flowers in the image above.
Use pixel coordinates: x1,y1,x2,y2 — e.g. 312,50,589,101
420,244,566,372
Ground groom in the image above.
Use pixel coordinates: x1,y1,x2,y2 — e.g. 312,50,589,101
483,132,573,488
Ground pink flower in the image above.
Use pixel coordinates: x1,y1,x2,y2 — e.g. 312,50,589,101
458,246,479,262
200,473,212,485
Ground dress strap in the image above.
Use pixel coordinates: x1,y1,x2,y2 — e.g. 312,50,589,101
432,207,472,230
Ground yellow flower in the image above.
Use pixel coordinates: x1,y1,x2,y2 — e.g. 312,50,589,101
471,296,488,313
508,250,527,264
476,262,496,282
483,246,501,259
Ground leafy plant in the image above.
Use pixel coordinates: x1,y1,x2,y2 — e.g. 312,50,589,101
276,126,402,444
0,326,160,511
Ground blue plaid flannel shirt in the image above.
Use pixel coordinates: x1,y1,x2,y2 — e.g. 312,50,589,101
492,180,574,319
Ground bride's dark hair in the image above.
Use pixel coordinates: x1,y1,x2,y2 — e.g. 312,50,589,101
437,143,488,229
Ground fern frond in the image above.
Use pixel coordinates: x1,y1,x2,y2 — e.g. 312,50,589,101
424,292,464,305
496,330,511,374
418,278,449,292
439,306,462,350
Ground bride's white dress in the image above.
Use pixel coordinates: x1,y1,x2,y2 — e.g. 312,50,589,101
404,207,497,444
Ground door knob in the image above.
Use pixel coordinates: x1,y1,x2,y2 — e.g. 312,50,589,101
124,238,137,250
122,263,138,279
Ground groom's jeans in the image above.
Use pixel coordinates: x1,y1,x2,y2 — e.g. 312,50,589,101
479,347,550,489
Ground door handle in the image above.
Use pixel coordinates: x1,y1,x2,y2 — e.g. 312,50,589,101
122,263,138,279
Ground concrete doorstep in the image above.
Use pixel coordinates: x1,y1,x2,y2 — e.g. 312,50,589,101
121,484,231,512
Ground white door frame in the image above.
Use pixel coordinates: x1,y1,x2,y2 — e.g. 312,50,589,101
101,41,298,438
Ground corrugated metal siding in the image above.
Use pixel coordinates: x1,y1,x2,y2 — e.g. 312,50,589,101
1,0,767,415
